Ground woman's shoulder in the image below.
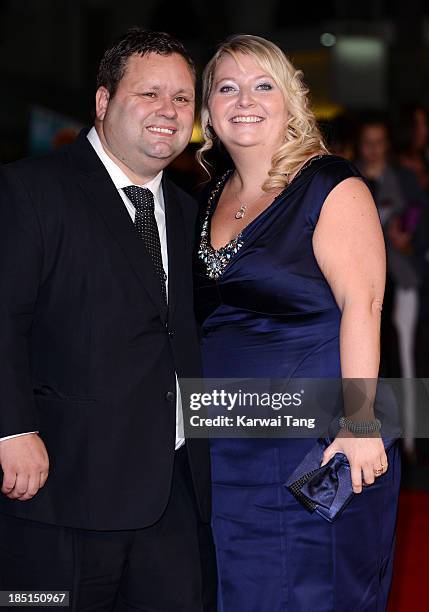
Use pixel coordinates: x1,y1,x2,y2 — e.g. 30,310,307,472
301,155,364,228
303,154,362,184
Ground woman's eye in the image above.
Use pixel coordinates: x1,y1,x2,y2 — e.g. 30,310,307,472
174,96,189,103
219,85,236,93
256,82,273,90
141,92,156,98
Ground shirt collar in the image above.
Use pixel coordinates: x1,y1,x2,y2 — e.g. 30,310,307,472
87,126,163,201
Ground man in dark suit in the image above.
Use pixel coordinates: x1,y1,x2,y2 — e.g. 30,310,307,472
0,28,215,611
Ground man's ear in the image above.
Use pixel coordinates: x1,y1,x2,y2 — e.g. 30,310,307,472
95,86,110,121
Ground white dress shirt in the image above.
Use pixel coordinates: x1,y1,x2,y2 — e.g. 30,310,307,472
0,128,184,449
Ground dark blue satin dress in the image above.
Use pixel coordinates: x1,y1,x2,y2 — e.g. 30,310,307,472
194,156,401,612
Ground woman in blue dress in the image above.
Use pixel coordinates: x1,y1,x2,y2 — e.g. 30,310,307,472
194,35,400,611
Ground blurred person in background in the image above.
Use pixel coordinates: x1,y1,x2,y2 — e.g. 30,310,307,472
396,105,429,195
396,105,429,384
356,113,423,460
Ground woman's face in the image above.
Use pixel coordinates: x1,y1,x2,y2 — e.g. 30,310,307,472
208,52,288,156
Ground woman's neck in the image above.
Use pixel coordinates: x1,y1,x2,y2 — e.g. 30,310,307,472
228,148,274,196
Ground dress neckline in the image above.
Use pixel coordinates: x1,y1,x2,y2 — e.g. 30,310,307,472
198,154,327,280
210,154,327,251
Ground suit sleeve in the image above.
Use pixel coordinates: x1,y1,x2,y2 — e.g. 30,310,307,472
0,166,43,437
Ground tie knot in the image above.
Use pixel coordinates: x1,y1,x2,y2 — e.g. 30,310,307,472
123,185,154,211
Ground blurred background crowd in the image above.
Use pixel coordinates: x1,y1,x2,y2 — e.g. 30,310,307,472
324,108,429,465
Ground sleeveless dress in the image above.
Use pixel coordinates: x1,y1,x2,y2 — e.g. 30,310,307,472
194,156,401,612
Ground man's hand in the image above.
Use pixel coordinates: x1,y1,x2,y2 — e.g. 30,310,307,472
0,434,49,501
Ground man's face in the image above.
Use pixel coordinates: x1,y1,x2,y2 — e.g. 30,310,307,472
359,124,389,165
96,52,195,181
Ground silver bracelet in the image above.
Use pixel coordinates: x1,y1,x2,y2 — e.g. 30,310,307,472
339,416,381,435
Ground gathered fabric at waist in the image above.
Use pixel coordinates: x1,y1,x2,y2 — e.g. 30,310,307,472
201,307,341,379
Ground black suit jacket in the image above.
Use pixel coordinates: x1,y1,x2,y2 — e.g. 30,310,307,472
0,129,210,530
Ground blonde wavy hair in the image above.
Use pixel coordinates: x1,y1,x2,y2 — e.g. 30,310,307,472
197,34,328,192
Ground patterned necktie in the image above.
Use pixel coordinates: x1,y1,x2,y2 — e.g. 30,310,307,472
123,185,167,303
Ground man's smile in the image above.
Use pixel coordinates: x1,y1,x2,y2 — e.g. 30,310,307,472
146,125,177,135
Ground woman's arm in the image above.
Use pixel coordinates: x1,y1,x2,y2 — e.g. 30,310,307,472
312,176,388,493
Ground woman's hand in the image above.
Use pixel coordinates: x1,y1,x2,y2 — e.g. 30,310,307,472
320,429,388,494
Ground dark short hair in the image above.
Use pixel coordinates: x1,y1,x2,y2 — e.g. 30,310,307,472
357,110,391,142
96,27,196,97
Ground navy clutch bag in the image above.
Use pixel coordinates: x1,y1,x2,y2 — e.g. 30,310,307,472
284,437,397,522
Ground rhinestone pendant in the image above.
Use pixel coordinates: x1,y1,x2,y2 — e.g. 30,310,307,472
235,204,247,219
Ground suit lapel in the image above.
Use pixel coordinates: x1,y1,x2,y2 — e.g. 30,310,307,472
72,130,168,322
163,177,186,323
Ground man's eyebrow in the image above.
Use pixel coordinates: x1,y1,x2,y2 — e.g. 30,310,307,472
131,83,160,91
174,88,195,96
133,83,194,96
